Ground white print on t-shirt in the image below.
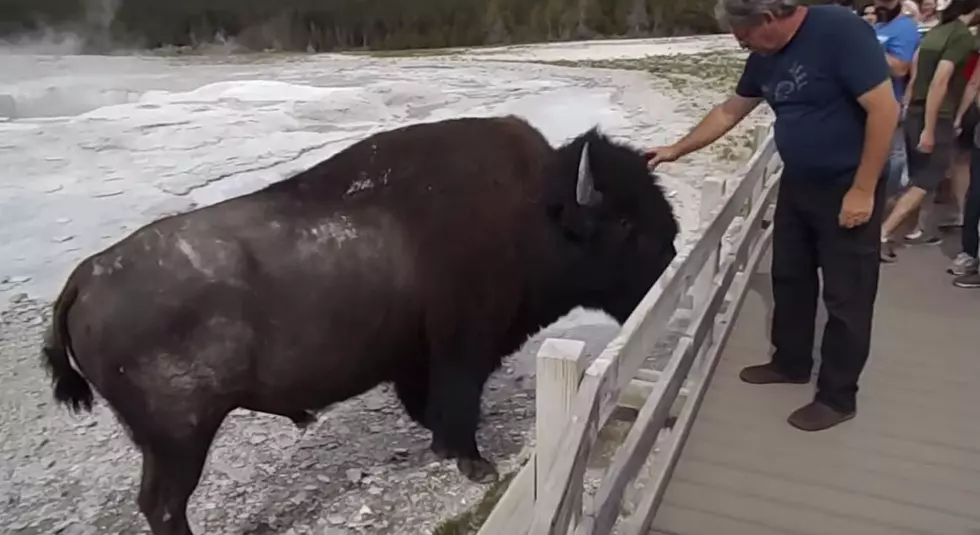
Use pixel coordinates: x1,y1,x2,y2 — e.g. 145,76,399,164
764,61,810,103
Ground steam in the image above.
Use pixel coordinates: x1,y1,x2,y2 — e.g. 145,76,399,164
0,0,121,55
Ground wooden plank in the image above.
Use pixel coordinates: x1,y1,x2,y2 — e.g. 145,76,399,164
617,379,657,412
582,337,693,535
477,455,536,535
648,242,980,534
480,339,586,535
529,134,779,535
587,193,767,535
536,338,588,504
673,459,979,534
661,479,921,535
683,414,980,497
620,225,774,535
701,376,980,448
680,427,980,519
652,503,795,535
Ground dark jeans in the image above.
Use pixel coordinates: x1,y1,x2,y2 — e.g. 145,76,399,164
769,170,886,413
965,148,980,257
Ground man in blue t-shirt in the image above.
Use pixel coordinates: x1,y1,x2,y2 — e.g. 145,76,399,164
874,0,923,194
647,2,899,432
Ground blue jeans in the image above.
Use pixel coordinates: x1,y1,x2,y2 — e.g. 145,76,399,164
886,119,908,196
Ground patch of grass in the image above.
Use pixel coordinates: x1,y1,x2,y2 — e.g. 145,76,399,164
431,459,526,535
538,51,747,95
346,47,464,58
538,52,762,164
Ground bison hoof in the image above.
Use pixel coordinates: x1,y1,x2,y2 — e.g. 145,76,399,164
457,457,498,484
430,438,453,460
289,411,317,429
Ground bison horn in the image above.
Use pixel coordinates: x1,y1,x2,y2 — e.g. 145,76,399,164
576,141,603,207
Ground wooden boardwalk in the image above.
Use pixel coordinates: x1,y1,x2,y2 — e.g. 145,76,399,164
649,242,980,535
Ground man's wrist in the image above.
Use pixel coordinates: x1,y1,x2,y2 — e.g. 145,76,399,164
850,181,876,194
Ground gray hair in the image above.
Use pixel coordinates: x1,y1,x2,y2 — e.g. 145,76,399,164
715,0,799,28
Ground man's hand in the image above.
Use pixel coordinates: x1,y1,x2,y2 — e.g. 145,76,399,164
918,128,935,153
839,186,875,228
644,94,762,170
645,145,681,169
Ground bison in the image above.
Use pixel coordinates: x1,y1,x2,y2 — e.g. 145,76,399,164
41,115,678,534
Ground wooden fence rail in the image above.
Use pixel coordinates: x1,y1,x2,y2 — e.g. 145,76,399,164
478,122,782,535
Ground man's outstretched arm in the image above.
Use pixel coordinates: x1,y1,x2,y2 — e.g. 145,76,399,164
647,55,764,167
665,95,762,159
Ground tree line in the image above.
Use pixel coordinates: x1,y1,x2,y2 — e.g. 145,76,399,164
1,0,837,53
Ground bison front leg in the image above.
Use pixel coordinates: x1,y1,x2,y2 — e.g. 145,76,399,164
424,356,498,484
393,362,452,459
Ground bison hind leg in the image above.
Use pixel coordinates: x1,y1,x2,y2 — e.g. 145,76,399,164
124,405,227,535
110,368,234,533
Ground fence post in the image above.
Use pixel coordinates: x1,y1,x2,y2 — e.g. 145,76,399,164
691,176,726,378
536,337,587,533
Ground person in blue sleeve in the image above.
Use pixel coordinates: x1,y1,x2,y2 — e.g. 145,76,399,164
874,0,923,196
647,0,899,431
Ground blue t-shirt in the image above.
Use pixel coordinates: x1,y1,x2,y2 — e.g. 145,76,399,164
735,5,891,179
874,15,922,103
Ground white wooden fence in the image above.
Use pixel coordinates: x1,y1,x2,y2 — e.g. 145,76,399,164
477,122,783,535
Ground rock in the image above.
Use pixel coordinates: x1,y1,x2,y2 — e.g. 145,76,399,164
9,293,28,304
345,468,362,484
55,522,96,535
327,515,346,525
363,397,385,411
92,189,124,198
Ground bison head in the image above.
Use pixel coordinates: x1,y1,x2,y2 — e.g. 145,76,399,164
546,127,679,324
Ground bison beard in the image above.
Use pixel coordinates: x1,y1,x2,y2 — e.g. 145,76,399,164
41,115,678,535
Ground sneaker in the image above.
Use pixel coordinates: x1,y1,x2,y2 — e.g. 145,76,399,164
953,271,980,288
880,240,897,263
947,253,979,276
937,213,964,229
787,401,856,432
739,363,810,385
904,229,943,245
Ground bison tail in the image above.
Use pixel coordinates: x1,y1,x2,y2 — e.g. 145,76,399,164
41,280,94,413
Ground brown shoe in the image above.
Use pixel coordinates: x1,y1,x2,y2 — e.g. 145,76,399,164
787,401,855,432
739,363,810,385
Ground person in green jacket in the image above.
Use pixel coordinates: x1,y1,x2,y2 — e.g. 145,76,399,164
881,0,980,261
